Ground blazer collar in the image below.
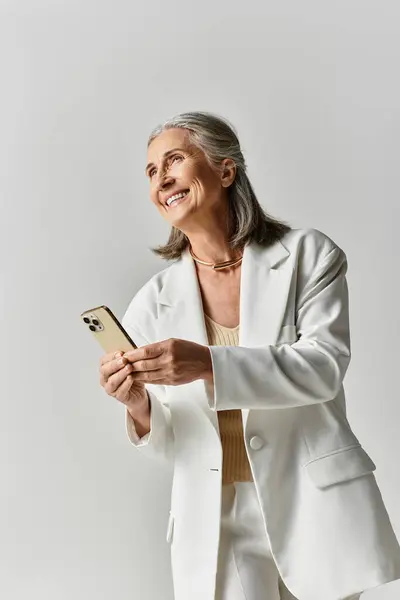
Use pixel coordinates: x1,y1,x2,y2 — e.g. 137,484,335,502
156,238,293,349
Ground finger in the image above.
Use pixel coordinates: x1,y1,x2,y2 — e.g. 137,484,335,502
129,356,163,373
100,361,127,388
113,372,134,399
104,362,134,394
128,369,166,385
100,351,124,366
101,355,130,380
123,341,167,362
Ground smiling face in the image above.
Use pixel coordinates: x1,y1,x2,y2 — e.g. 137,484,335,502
145,128,234,232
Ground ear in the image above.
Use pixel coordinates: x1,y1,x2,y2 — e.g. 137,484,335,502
220,158,236,188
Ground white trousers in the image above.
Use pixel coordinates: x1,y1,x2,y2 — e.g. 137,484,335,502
215,481,362,600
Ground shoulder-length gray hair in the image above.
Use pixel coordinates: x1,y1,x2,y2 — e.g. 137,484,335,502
147,111,292,260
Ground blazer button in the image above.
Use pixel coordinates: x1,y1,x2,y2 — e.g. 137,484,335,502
249,436,264,450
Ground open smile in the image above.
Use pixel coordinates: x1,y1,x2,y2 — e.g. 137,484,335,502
165,190,190,209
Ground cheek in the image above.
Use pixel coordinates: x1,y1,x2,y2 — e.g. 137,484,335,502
191,177,204,190
149,188,158,204
194,166,217,189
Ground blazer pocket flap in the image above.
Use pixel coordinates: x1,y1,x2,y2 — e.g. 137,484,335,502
305,445,376,489
166,512,174,544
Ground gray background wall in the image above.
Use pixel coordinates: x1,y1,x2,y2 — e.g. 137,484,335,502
1,1,399,598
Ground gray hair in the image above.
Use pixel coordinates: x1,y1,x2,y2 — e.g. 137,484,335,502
147,111,291,260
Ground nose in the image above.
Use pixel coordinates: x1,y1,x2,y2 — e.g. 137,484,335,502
156,174,175,194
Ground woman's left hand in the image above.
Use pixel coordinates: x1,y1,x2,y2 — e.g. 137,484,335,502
122,338,213,387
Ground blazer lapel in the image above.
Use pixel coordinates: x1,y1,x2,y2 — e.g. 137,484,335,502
238,239,292,348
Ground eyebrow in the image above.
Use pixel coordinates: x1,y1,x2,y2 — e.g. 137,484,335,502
145,148,186,175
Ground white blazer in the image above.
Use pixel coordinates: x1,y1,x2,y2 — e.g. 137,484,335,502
122,227,400,600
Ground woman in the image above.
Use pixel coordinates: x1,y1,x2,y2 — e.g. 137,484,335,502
99,112,400,600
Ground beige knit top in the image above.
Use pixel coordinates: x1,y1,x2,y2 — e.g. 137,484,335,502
204,313,253,485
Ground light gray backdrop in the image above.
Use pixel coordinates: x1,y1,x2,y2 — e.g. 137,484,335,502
1,1,399,599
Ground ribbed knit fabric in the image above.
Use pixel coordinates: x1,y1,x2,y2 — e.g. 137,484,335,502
205,313,253,484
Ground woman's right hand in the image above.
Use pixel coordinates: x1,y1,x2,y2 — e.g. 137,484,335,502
99,351,149,416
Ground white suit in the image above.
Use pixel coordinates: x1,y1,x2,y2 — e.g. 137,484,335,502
122,227,400,600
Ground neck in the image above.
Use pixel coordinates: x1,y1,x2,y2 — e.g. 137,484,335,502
179,196,242,263
185,221,242,263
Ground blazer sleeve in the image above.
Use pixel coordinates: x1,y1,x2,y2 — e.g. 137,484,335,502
205,241,351,411
121,316,175,466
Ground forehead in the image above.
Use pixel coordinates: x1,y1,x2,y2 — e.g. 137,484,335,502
147,128,191,162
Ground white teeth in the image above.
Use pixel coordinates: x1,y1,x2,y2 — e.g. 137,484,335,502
166,191,188,206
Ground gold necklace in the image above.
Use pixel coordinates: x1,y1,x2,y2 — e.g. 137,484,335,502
189,246,243,271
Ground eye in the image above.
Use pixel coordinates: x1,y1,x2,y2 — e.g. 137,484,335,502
148,154,183,179
168,154,183,166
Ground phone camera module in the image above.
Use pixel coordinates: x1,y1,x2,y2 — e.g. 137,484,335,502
82,313,104,332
